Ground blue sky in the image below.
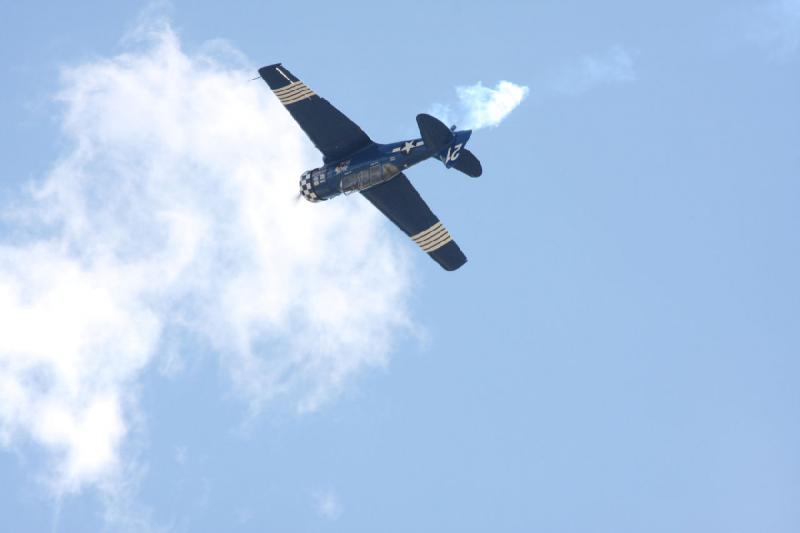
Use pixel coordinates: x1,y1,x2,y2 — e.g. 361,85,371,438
1,1,799,531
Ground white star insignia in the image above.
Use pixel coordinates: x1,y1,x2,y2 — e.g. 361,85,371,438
392,140,425,155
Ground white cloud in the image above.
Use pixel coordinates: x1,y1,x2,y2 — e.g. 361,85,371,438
745,0,800,59
551,45,636,95
429,80,529,130
0,18,412,499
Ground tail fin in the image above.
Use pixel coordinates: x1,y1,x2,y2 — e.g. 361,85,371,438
416,113,453,153
417,113,483,178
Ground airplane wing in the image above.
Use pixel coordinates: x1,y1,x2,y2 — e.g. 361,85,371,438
361,173,467,271
258,63,373,163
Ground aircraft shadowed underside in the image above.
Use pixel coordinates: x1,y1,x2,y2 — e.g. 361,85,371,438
258,63,482,271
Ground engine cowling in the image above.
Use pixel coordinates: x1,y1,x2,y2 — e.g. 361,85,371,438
299,167,345,202
299,171,322,202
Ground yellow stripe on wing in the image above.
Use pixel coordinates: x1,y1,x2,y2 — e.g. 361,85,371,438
411,222,453,253
273,82,316,105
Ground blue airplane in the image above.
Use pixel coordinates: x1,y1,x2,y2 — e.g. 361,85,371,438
258,63,482,271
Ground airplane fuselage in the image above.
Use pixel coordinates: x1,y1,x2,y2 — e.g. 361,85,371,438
299,129,472,202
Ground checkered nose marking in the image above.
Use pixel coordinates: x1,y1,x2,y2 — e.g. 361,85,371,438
299,175,320,203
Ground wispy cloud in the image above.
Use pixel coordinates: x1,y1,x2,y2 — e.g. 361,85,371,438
0,18,412,504
313,489,342,520
551,45,636,95
174,446,188,466
744,0,800,59
429,80,529,130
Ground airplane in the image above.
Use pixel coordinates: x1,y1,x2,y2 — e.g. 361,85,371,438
258,63,482,271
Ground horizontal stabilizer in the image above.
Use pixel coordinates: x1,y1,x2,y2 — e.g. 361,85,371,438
450,148,482,177
416,113,454,153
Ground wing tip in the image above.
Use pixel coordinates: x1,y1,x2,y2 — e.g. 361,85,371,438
258,63,296,89
440,258,467,271
257,63,281,77
430,241,468,271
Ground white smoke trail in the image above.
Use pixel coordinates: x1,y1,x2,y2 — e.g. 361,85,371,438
430,80,529,130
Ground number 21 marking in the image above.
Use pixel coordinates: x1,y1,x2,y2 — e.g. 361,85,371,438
445,143,462,164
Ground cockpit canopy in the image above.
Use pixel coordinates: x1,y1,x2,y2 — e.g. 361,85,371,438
340,163,400,194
